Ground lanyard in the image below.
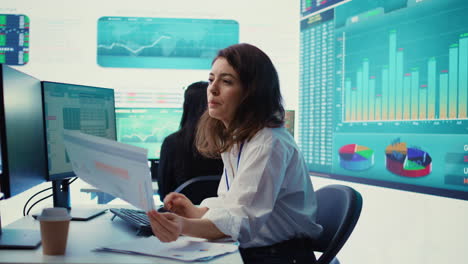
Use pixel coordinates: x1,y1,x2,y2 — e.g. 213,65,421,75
225,142,244,190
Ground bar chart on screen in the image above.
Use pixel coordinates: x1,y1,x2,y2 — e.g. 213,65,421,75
335,2,468,124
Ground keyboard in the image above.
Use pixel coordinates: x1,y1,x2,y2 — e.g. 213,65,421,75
110,208,152,236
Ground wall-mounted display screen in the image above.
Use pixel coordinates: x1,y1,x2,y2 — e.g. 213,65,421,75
299,0,468,200
97,17,239,69
0,14,29,65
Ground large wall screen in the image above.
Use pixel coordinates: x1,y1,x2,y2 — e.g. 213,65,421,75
97,17,239,69
299,0,468,200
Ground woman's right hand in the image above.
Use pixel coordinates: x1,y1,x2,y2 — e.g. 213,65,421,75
163,192,207,219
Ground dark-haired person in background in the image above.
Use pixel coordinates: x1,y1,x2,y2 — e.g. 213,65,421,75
156,81,223,202
148,44,322,264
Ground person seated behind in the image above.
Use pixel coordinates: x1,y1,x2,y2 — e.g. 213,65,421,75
148,43,323,264
157,81,224,202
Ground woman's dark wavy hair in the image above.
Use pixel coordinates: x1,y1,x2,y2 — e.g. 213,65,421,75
175,81,209,157
196,43,285,157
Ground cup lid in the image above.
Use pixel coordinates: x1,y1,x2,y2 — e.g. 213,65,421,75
37,207,72,221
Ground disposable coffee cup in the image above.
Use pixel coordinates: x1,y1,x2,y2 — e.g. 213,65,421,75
37,207,72,255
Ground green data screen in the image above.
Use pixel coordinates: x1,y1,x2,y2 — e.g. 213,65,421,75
116,108,182,160
299,0,468,200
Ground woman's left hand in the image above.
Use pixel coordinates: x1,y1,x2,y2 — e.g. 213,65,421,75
147,210,184,242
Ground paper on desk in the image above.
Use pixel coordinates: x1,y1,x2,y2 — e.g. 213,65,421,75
63,130,155,211
94,236,239,262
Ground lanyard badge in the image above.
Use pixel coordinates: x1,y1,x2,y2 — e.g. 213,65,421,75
225,142,244,190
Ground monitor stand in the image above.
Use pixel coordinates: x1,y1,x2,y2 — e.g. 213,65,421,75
51,179,107,221
67,208,106,221
0,229,41,249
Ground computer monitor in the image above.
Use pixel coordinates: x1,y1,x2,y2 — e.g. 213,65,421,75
0,64,46,249
116,107,182,181
114,89,184,181
41,81,117,211
299,0,468,200
0,65,47,199
115,107,183,160
42,81,117,180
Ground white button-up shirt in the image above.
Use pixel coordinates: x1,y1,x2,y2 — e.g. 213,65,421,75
200,127,322,248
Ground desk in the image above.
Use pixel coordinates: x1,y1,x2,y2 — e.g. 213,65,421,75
0,209,243,264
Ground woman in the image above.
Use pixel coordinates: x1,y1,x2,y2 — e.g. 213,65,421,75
157,81,223,202
147,43,322,264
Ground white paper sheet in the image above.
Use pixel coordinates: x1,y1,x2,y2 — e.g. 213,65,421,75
63,130,155,211
94,236,239,262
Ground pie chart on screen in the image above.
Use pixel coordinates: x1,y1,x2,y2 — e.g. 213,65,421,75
338,144,374,171
385,142,432,177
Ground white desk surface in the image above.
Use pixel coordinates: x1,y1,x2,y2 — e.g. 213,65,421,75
0,209,243,264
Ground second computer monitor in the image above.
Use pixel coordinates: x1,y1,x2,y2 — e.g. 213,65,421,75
42,81,117,181
115,107,182,160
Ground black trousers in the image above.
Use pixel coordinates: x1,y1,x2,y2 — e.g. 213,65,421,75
239,238,317,264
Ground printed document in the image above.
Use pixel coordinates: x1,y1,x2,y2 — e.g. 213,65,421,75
95,236,239,262
63,130,155,211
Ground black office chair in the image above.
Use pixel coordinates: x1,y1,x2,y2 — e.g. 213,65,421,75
174,175,221,205
312,184,363,264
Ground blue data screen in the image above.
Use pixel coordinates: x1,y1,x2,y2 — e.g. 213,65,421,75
97,17,239,69
0,14,29,65
299,0,468,200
